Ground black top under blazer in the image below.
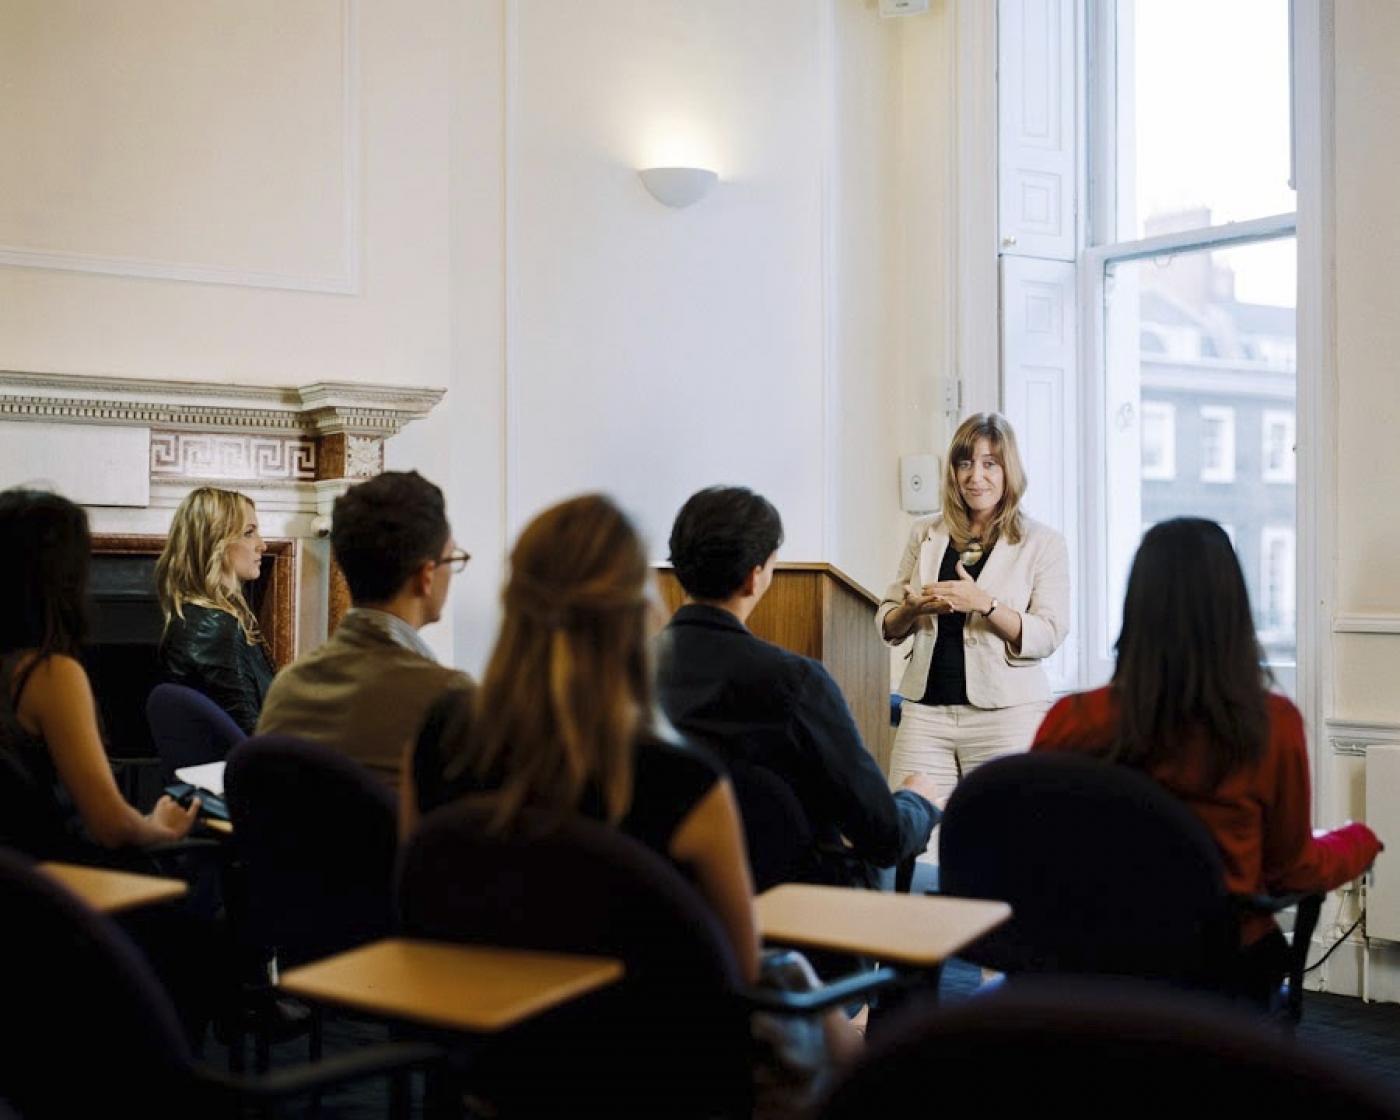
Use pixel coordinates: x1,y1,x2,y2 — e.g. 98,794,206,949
655,604,938,888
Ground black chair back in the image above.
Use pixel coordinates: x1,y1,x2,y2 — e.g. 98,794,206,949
146,683,247,774
727,759,816,892
939,751,1238,986
398,802,751,1117
820,980,1400,1118
225,735,397,968
0,847,199,1115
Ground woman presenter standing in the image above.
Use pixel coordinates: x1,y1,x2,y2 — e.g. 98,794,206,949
877,413,1070,797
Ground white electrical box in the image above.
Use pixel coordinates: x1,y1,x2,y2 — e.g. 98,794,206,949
900,454,940,514
880,0,930,15
1365,743,1400,942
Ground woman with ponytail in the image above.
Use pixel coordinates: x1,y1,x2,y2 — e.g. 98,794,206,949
405,493,760,983
156,487,274,734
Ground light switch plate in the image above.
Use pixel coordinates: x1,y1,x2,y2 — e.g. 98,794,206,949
880,0,930,15
900,453,940,514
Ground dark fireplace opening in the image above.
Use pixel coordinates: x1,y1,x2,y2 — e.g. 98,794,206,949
86,552,164,763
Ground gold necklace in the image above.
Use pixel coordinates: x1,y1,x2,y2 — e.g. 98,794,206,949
959,538,984,567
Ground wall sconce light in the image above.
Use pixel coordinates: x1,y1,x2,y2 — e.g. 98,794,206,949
638,166,718,208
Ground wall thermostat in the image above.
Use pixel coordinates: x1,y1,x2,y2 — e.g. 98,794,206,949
900,454,940,514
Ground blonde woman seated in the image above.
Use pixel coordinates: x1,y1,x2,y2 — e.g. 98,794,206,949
1,490,199,857
156,487,274,735
403,493,760,982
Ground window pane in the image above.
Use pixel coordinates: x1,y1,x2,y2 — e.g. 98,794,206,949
1102,237,1296,687
1118,0,1294,240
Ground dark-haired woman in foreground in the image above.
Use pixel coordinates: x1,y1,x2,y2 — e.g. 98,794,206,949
1032,517,1380,998
0,489,199,857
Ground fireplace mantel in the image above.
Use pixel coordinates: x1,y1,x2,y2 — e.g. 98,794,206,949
0,369,446,654
0,369,443,436
0,370,443,489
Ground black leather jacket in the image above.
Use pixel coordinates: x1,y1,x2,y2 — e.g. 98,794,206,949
160,605,275,735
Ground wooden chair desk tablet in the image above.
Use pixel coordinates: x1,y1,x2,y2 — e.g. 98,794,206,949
756,883,1011,968
279,938,624,1033
37,861,188,915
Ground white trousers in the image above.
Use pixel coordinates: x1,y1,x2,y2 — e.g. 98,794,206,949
888,699,1050,813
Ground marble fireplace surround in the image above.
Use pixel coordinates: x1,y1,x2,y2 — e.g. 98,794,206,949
0,370,444,657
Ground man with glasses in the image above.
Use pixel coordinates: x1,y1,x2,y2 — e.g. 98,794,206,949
257,470,473,788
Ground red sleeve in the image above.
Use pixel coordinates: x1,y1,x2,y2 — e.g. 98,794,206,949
1261,697,1381,893
1029,695,1073,751
1031,689,1112,753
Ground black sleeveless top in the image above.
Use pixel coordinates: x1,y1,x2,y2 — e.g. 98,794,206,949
0,654,87,859
918,540,994,706
413,689,723,863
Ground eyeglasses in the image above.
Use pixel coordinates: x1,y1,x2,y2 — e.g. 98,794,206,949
433,549,471,574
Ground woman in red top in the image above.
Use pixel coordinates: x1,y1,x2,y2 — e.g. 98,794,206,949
1033,517,1379,993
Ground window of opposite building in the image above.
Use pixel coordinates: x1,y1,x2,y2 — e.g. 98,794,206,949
1262,408,1297,483
1199,405,1237,484
1140,401,1175,481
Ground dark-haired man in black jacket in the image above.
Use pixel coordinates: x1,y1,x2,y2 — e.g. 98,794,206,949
656,486,940,896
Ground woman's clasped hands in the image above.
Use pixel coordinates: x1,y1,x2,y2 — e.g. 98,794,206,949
904,562,992,617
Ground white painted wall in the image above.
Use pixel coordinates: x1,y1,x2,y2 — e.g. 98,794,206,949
0,0,462,657
1332,3,1400,725
0,0,948,673
828,4,905,595
1314,0,1400,1001
504,0,826,564
0,0,456,391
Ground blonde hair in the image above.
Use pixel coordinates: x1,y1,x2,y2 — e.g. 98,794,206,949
156,487,263,645
446,493,652,831
940,412,1028,548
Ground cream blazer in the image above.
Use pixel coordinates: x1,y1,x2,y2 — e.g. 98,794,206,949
876,514,1070,709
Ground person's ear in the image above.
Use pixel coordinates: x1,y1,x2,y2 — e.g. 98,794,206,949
412,559,435,599
740,564,762,599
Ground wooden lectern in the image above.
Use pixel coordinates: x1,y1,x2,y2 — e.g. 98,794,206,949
653,563,894,772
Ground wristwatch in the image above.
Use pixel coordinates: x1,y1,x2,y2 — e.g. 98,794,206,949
982,597,999,617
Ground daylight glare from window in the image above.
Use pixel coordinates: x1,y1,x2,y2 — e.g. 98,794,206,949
1102,0,1299,685
1126,0,1295,305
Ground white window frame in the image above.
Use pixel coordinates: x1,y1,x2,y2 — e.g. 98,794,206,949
989,0,1327,751
1198,404,1238,484
1139,400,1175,480
1081,213,1294,681
1262,408,1297,483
